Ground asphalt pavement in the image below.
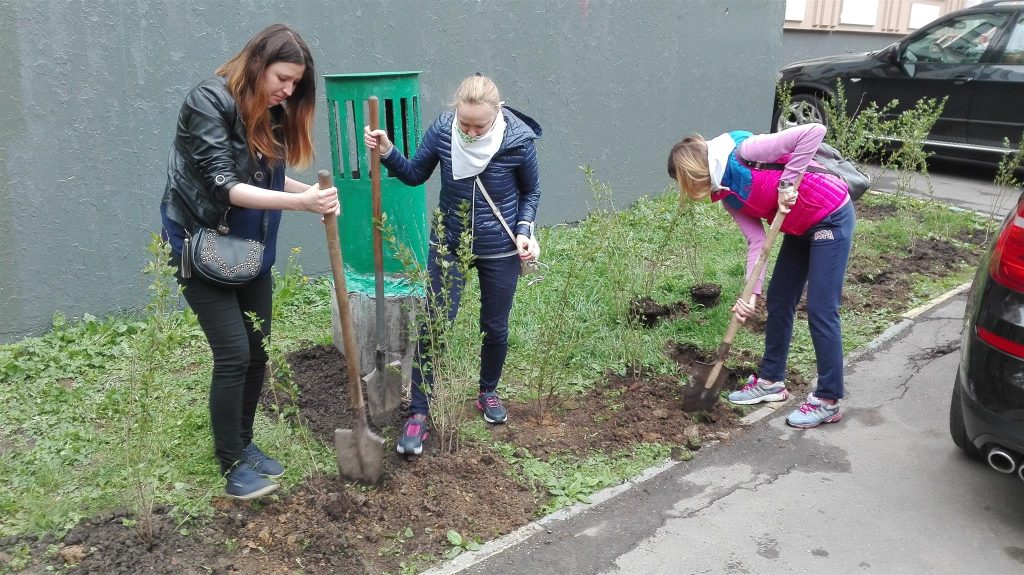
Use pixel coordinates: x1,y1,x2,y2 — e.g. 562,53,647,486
423,160,1024,575
870,157,1017,216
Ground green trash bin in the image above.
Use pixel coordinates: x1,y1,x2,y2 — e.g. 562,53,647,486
323,71,427,296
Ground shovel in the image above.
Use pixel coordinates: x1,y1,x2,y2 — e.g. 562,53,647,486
682,209,787,412
361,96,404,425
319,169,385,485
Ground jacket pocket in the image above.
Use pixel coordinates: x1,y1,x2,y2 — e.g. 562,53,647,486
783,193,825,236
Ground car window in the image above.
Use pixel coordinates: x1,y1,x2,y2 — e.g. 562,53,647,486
904,13,1008,64
996,14,1024,64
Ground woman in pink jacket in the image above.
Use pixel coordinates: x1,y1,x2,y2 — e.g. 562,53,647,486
668,123,855,428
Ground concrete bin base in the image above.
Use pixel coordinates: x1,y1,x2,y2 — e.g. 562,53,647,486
330,287,421,426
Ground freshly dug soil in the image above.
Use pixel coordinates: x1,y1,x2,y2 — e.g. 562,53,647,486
628,296,689,327
690,282,722,309
3,210,986,575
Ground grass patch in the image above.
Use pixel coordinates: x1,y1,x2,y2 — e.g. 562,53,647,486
495,442,673,515
0,187,993,542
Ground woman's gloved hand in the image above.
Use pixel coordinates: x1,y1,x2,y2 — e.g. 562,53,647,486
516,234,540,261
777,180,798,214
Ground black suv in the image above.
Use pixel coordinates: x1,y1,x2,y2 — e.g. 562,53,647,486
775,0,1024,162
950,189,1024,482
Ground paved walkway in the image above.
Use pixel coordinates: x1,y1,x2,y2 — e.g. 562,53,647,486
431,292,1024,575
424,163,1024,575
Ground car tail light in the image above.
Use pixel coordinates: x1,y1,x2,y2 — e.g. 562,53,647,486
977,325,1024,358
989,202,1024,292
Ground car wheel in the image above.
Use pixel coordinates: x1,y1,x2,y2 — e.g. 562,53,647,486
950,374,981,459
774,94,828,132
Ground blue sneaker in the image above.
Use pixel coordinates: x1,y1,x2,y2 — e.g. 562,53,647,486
727,375,790,405
786,393,842,428
243,443,285,478
397,413,429,455
476,391,508,424
224,462,279,500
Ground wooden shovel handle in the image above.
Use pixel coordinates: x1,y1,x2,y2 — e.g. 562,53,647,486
368,97,387,339
319,170,369,427
704,210,788,389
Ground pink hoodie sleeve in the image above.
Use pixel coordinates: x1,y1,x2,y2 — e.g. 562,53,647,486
724,203,768,295
737,123,825,184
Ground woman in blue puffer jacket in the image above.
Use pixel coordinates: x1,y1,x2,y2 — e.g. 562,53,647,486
364,74,542,455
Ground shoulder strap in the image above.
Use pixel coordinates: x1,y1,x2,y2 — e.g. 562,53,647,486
475,177,518,243
737,151,838,178
213,207,270,241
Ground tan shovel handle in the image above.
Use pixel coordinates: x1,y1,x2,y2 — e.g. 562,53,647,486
704,210,788,389
319,170,369,428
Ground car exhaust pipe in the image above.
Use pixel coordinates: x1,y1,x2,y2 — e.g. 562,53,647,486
1019,464,1024,482
987,446,1017,474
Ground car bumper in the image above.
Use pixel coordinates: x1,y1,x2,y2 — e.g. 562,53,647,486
959,341,1024,454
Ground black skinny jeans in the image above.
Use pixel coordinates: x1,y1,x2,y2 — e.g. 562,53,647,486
173,254,272,473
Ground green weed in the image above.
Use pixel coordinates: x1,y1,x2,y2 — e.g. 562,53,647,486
444,529,482,559
497,442,671,515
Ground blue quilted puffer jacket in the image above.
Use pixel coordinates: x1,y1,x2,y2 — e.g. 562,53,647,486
381,106,542,257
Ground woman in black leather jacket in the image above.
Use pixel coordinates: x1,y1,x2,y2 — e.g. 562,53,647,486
159,24,338,500
364,74,542,456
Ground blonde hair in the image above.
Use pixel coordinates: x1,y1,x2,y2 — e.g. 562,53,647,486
452,74,501,113
667,135,713,206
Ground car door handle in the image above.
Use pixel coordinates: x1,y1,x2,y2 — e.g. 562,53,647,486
952,74,975,84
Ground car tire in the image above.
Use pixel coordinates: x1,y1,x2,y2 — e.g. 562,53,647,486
774,93,828,133
950,374,981,459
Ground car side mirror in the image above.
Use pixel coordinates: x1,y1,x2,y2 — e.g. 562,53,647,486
883,44,900,63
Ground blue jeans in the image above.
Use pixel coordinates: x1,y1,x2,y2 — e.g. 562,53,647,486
759,201,855,401
173,254,272,473
409,246,521,415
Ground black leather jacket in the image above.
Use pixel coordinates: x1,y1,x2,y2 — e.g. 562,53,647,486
161,76,268,229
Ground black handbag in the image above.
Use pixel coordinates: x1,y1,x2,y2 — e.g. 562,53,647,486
181,208,268,288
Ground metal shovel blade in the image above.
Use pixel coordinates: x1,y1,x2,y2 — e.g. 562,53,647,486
363,357,404,427
682,360,734,412
334,426,386,485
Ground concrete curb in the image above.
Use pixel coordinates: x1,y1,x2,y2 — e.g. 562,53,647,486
420,281,973,575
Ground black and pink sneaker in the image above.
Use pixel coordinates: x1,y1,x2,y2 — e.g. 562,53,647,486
397,413,429,455
476,391,508,424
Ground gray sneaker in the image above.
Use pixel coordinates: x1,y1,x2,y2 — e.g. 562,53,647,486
476,391,508,424
727,375,790,405
786,393,842,428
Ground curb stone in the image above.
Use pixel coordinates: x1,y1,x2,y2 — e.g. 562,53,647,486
419,281,973,575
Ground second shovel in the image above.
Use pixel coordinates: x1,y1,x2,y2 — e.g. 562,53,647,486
362,96,403,424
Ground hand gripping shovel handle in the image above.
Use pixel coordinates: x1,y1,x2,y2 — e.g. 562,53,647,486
703,209,788,389
319,170,370,432
368,97,387,356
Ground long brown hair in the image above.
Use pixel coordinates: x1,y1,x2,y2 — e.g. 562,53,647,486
216,24,315,169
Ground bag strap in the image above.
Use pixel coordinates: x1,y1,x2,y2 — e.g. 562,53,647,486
215,207,270,241
737,152,838,178
475,177,518,244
